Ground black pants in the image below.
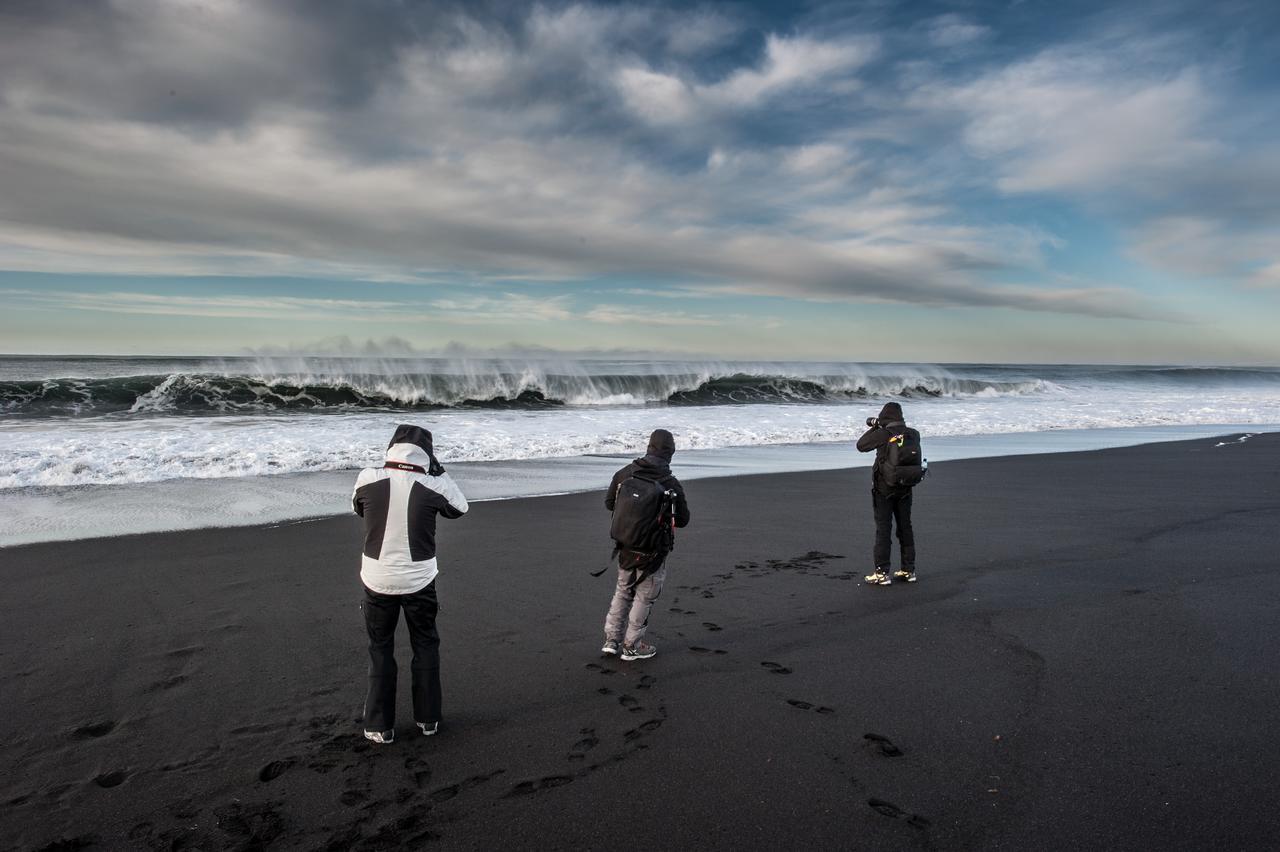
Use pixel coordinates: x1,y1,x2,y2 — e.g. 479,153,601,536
872,489,915,571
362,583,441,732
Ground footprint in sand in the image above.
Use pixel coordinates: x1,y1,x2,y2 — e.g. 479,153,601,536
618,694,642,713
784,699,835,714
430,769,505,804
585,662,617,675
430,785,459,803
257,759,295,783
636,675,656,690
760,661,792,675
93,770,129,789
230,722,286,736
505,775,575,797
702,622,723,632
404,755,432,788
689,646,729,655
569,729,599,761
144,674,189,693
623,719,664,742
869,798,906,818
868,798,931,830
72,720,117,740
214,801,285,846
863,733,903,757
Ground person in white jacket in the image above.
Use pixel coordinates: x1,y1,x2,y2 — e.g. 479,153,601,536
353,424,468,744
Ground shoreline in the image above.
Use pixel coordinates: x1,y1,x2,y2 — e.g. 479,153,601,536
2,433,1279,849
1,423,1272,548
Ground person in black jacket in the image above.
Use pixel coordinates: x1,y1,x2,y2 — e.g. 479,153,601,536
601,429,690,661
856,402,919,585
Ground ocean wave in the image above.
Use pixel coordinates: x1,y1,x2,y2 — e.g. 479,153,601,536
4,396,1279,489
0,369,1050,416
1084,366,1280,384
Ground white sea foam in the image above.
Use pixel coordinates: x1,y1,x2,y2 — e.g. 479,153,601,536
5,378,1280,489
0,425,1271,547
5,358,1280,489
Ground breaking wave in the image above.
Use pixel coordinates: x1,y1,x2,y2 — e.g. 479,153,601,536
0,367,1051,417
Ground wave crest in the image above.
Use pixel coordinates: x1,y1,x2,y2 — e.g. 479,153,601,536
0,367,1050,416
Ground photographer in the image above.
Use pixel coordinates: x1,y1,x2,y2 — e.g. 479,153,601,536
600,429,690,661
856,403,922,585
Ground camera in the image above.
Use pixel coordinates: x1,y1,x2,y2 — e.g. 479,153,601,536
866,417,880,428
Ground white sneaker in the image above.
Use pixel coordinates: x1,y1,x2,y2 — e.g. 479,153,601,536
864,570,892,586
601,639,621,655
364,729,394,744
892,570,917,583
621,641,657,661
416,721,439,737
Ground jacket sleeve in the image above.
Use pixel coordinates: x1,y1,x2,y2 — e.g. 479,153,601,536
428,472,469,519
856,427,889,453
352,468,374,515
670,478,690,528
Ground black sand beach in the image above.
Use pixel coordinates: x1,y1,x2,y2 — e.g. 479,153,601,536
2,433,1278,851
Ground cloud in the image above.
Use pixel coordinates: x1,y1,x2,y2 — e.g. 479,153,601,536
1129,216,1280,283
583,305,729,326
706,34,878,106
1249,262,1280,288
0,288,420,322
917,51,1220,194
911,37,1279,289
925,15,991,49
430,294,575,324
0,0,1229,326
0,286,756,330
616,32,878,123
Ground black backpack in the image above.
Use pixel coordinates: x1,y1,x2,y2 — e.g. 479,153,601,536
879,427,927,488
610,473,675,553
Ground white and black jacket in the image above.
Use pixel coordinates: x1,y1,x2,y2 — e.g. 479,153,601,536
353,429,468,595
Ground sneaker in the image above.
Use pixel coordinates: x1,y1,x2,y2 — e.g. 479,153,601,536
864,570,892,586
893,570,917,583
621,641,657,661
601,639,621,656
416,721,439,737
363,729,394,744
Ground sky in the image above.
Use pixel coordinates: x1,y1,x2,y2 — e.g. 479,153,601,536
0,0,1277,363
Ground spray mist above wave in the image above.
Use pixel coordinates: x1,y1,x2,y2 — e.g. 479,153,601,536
0,361,1053,416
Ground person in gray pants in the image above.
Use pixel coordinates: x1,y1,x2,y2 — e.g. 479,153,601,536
602,430,690,661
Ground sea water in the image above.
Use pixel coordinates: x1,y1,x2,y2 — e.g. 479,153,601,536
1,356,1276,544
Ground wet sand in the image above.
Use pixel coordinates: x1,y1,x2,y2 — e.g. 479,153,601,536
2,432,1278,850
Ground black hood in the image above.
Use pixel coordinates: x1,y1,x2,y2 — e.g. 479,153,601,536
646,429,676,462
387,424,445,475
877,402,904,424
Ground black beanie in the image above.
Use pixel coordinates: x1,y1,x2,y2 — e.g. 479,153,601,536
646,428,676,462
878,402,904,423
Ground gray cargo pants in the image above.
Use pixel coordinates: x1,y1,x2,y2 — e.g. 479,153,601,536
603,553,667,647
